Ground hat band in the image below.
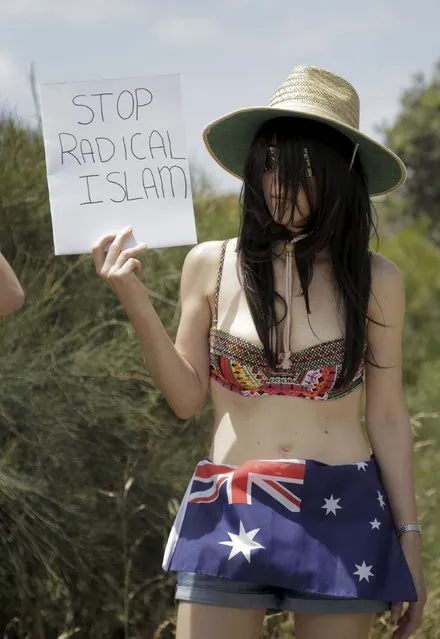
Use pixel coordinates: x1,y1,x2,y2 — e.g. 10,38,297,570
267,100,359,131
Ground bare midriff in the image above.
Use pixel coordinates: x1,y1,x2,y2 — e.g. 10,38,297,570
209,381,370,466
207,238,371,467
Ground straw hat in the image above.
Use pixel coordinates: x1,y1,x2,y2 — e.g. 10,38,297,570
203,65,406,196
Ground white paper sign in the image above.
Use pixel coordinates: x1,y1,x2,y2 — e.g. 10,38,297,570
40,74,197,255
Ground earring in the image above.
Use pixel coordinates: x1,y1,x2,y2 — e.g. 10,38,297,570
349,143,359,172
265,145,278,171
304,147,313,177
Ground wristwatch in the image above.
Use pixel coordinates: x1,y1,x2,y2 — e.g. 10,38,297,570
397,523,422,537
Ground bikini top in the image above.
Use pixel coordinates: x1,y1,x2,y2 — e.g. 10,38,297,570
209,240,365,400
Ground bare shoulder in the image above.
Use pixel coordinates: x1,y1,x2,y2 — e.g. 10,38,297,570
369,252,405,319
183,240,225,269
181,240,230,298
371,253,404,295
370,252,404,291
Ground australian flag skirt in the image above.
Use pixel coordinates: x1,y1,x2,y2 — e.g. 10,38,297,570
162,457,417,602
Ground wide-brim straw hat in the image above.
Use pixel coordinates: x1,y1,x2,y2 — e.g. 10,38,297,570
203,65,406,196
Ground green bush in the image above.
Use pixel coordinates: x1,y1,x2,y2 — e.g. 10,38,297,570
0,104,439,637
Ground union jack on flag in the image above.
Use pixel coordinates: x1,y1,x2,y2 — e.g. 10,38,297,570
188,459,306,512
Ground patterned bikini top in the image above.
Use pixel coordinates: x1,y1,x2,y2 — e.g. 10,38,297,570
209,241,365,400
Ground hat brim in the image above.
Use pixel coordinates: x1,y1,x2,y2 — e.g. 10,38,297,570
203,106,406,197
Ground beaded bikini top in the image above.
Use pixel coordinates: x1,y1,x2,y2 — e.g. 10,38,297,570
209,240,365,400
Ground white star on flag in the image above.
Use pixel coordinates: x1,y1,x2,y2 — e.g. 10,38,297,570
370,519,381,530
356,462,368,471
322,495,342,516
377,490,386,510
353,561,374,582
219,521,265,563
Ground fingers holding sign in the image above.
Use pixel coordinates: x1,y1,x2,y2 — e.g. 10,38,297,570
92,227,148,296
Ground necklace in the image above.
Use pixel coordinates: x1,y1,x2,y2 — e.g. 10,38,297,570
280,233,308,369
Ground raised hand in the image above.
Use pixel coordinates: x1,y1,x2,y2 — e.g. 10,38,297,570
92,227,148,301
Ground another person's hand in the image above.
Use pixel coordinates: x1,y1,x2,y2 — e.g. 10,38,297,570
0,253,24,316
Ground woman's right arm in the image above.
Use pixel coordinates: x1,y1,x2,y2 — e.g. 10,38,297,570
93,227,220,419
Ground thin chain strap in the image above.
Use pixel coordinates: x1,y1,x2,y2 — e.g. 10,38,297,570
213,240,228,328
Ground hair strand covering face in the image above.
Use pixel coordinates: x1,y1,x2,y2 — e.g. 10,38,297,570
236,117,379,387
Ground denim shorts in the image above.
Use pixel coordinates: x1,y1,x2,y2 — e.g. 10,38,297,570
176,572,390,615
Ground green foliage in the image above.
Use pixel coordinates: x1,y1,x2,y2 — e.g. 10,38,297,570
0,108,242,637
0,70,440,637
382,62,440,241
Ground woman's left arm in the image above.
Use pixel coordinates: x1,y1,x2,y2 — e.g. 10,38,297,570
365,254,426,639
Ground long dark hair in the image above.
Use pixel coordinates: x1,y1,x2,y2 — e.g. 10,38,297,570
236,117,376,388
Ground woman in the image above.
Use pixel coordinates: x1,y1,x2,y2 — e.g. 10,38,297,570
93,66,426,639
